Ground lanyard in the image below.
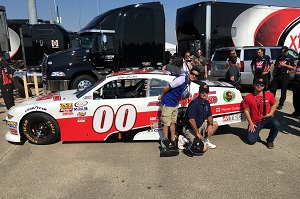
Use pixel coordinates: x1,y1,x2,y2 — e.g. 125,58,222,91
254,94,263,113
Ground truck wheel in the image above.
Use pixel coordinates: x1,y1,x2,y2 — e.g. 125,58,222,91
21,112,60,145
13,76,33,98
70,75,96,91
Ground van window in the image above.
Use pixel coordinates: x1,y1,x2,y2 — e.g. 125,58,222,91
270,48,299,60
244,49,259,61
212,50,241,61
270,49,281,59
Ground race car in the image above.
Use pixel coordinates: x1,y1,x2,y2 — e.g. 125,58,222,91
5,70,245,145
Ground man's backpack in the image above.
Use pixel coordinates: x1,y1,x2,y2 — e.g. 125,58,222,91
188,137,205,156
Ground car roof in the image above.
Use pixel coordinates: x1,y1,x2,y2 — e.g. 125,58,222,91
108,69,171,77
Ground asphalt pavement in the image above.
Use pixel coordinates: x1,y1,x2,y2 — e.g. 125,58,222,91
0,87,299,199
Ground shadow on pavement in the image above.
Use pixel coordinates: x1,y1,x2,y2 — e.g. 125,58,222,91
214,125,248,144
275,111,300,137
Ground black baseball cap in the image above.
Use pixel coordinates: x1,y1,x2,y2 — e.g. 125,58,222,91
281,46,288,53
199,83,209,92
253,76,266,85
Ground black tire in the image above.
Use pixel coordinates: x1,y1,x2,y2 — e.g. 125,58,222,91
14,76,33,98
176,107,187,135
21,112,60,145
70,75,96,90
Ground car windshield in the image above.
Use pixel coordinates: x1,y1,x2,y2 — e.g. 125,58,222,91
77,34,94,49
212,50,241,61
76,76,106,98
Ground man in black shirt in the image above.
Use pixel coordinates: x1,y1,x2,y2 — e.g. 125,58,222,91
251,48,274,89
0,52,15,110
270,46,295,110
288,52,300,117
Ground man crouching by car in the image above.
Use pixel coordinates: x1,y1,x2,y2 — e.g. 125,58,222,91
180,83,218,156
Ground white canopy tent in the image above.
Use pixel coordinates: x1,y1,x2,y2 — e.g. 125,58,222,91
165,42,177,55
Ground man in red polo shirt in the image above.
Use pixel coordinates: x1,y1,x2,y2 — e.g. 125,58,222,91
242,76,281,149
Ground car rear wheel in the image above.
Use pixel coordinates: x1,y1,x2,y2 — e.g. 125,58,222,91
21,112,60,145
176,107,187,135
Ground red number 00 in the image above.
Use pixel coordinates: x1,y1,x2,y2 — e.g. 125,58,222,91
93,104,137,133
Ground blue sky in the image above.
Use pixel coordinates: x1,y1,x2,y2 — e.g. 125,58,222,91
0,0,299,44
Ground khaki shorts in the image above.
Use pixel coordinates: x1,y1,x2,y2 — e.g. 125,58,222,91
161,105,178,126
183,121,208,142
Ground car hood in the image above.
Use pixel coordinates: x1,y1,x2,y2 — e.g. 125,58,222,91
11,90,79,108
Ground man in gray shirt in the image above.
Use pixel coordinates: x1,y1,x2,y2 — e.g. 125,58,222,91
193,49,208,80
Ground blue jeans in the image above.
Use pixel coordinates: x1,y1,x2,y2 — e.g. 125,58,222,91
247,117,281,144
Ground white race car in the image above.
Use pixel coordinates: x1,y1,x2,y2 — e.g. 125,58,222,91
6,70,245,145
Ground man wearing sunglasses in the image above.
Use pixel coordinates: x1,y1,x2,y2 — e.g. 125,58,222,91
242,76,281,149
158,67,201,157
193,49,208,80
181,83,219,154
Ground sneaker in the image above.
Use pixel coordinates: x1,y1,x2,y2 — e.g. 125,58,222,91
203,138,216,149
266,142,274,149
178,135,189,150
277,105,283,110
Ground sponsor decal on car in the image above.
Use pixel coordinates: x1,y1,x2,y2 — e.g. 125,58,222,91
25,106,47,112
212,103,242,114
77,112,87,116
75,101,88,107
63,112,74,116
7,121,17,128
222,113,243,122
77,118,87,123
74,107,88,111
207,96,218,104
59,103,73,112
223,91,236,102
148,117,161,132
37,93,61,101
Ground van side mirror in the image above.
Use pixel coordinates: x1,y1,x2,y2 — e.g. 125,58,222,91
101,34,107,50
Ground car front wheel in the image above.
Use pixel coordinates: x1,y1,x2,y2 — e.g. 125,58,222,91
21,113,60,145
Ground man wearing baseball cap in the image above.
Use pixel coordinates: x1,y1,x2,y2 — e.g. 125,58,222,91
179,83,219,155
270,46,296,110
242,75,281,149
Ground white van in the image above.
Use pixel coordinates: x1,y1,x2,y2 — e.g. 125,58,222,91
210,46,299,85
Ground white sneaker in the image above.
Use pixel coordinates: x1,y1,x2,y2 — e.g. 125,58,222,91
178,135,189,150
203,138,216,149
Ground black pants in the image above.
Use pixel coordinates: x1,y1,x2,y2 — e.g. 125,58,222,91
292,81,300,115
270,74,290,106
1,83,15,110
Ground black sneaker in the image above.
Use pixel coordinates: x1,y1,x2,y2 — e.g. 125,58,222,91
277,105,283,110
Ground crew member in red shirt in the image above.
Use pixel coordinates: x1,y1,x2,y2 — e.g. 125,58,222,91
242,76,281,149
0,52,15,110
